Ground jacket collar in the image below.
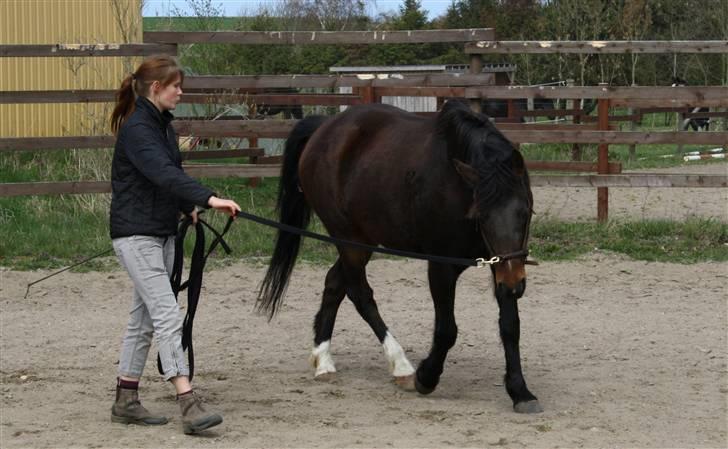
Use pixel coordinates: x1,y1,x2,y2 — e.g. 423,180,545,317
136,96,174,129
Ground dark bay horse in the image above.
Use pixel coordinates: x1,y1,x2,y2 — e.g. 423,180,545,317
672,77,710,131
257,100,542,413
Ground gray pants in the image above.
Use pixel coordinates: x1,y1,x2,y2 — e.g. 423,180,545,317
112,235,188,381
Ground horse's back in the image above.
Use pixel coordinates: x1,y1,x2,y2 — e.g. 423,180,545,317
298,104,469,249
311,104,427,145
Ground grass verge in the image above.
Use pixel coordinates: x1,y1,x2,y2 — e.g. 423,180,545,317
1,178,726,271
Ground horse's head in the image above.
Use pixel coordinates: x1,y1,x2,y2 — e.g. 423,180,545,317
439,100,533,300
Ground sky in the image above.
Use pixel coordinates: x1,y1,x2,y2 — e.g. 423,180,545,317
143,1,453,20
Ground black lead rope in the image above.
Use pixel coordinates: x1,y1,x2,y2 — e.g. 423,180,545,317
157,209,530,382
234,210,532,266
156,213,233,381
23,248,114,299
23,209,531,382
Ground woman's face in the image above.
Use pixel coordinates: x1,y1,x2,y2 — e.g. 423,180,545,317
150,76,182,111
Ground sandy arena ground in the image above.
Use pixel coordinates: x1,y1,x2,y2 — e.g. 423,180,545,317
1,163,726,448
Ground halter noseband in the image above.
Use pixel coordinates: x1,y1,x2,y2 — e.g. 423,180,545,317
476,249,534,267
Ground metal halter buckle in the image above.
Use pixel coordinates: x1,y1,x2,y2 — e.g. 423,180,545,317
476,256,501,268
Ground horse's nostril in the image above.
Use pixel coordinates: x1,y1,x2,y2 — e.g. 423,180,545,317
510,279,526,298
495,279,525,299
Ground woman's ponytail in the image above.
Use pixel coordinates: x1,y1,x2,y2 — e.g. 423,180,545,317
110,73,136,135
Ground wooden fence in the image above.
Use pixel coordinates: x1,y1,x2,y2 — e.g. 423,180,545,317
1,33,727,222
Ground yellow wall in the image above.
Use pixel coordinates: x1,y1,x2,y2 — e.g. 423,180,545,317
0,0,142,137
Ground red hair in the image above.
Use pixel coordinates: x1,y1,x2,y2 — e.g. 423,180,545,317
110,54,185,134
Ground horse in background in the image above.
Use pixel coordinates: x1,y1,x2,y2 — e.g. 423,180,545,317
672,76,710,131
253,88,304,120
257,100,542,413
482,98,556,122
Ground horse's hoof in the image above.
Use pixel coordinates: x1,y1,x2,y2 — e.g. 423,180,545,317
514,400,543,414
394,374,416,391
414,375,436,395
314,372,336,382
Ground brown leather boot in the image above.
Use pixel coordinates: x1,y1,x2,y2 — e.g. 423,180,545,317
177,391,223,434
111,387,168,425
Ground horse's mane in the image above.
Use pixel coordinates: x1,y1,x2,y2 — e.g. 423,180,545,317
436,99,525,208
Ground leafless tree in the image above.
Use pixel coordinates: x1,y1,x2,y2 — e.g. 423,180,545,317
276,0,367,31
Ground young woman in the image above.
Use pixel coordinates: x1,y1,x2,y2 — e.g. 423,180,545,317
109,54,240,435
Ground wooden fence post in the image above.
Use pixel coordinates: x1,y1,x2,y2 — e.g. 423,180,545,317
568,79,582,161
373,87,382,104
628,83,637,161
597,83,610,222
507,99,516,121
468,54,482,113
247,136,260,187
676,108,685,154
359,85,375,104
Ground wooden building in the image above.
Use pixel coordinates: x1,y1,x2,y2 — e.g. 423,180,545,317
0,0,142,137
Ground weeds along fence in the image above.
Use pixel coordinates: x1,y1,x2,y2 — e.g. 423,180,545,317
1,33,727,221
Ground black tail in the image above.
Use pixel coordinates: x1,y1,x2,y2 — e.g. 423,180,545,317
256,115,327,319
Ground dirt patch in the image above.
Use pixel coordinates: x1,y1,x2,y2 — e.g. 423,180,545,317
1,162,726,447
1,254,726,448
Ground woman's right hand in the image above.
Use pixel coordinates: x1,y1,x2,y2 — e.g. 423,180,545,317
207,196,241,218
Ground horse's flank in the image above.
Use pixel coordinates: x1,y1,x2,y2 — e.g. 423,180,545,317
299,103,482,257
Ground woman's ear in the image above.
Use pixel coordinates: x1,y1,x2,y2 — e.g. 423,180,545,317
149,80,161,95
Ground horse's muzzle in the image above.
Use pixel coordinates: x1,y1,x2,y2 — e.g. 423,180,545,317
494,260,527,299
496,278,526,299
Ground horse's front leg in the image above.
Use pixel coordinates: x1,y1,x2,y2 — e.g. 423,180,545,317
415,262,465,394
496,292,542,413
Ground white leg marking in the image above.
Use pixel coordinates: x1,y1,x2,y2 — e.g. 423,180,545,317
382,331,415,377
310,340,336,377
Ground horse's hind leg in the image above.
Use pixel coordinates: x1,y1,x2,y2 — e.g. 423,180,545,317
341,249,416,389
311,259,346,380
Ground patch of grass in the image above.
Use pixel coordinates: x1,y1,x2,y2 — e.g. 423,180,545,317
0,177,340,271
530,218,728,263
2,179,726,271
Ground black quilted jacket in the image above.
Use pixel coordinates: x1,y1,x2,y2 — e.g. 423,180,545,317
110,97,214,239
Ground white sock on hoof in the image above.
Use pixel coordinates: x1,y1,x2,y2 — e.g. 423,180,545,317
311,340,336,377
382,331,415,377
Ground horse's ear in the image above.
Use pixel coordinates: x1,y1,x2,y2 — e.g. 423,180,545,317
453,159,478,188
511,150,526,176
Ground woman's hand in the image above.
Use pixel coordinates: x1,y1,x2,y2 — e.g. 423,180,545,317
207,196,242,218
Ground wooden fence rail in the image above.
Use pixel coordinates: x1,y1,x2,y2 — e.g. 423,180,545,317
465,40,728,54
0,43,177,57
3,173,724,197
464,86,728,103
0,91,364,106
3,127,727,152
3,35,727,222
182,73,494,89
144,29,495,45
